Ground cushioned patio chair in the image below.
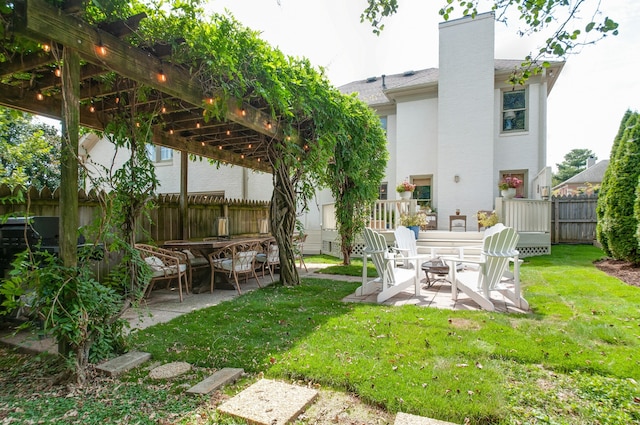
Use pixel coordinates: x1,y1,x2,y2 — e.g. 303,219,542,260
135,243,188,302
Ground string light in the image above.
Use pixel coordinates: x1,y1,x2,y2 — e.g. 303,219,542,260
35,91,44,101
226,130,231,136
196,122,201,129
218,145,222,150
201,142,205,146
161,105,167,114
42,43,51,53
241,108,246,117
266,122,272,129
115,96,120,104
54,68,61,77
157,69,167,83
89,101,95,113
95,42,107,56
248,143,252,149
241,154,245,159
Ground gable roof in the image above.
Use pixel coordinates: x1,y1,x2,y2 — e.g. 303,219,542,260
554,160,610,188
339,59,564,107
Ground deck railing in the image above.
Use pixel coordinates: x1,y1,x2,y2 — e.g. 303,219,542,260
322,200,418,231
495,198,552,233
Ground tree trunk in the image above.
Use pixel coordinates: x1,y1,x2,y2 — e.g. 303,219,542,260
271,158,299,286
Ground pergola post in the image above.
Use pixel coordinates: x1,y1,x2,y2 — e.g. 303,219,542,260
180,150,188,239
59,46,80,268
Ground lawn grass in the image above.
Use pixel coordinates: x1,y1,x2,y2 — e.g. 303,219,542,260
2,245,640,424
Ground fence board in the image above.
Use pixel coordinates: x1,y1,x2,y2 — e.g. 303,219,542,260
551,194,598,244
0,184,269,244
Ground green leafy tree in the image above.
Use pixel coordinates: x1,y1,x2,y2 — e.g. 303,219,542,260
596,110,633,255
0,107,61,190
553,148,597,186
597,111,640,264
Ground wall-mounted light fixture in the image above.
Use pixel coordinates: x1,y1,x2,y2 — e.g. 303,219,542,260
454,175,460,183
541,186,550,200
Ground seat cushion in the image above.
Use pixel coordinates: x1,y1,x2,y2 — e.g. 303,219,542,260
144,256,165,272
151,264,187,277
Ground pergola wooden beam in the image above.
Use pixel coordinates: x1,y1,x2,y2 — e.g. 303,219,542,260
152,127,272,173
13,0,281,141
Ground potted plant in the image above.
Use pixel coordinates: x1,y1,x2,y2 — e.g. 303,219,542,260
400,213,427,239
476,210,499,229
498,175,522,199
396,180,416,200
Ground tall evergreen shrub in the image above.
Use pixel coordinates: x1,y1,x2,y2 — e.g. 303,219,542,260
597,110,633,255
598,111,640,264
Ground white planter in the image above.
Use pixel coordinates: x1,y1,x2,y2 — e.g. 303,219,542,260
399,191,412,200
501,188,516,199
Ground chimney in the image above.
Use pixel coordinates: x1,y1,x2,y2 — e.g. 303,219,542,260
381,74,386,89
587,156,596,168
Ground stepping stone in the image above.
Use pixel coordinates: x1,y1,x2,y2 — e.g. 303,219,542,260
395,412,459,425
186,367,244,395
217,378,318,425
149,361,191,379
96,351,151,376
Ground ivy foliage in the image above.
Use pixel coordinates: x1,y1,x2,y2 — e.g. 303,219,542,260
597,110,640,264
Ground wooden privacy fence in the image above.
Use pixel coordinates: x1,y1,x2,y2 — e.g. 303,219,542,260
551,194,598,244
0,184,270,243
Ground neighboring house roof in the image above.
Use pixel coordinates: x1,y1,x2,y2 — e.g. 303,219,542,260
553,160,610,189
339,59,563,107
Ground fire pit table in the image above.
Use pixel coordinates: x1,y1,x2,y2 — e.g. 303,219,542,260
420,258,450,288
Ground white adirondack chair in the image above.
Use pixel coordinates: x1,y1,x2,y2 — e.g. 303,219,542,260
357,227,420,303
443,224,529,311
392,226,425,268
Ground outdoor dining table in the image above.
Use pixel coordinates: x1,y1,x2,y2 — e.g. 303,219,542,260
162,237,272,291
162,236,271,254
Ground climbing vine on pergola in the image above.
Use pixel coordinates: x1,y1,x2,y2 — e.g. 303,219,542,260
0,0,387,285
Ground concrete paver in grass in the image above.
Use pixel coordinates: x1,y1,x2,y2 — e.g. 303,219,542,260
186,367,243,395
96,351,151,376
395,412,459,425
217,379,318,425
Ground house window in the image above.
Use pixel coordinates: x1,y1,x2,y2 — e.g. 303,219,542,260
379,182,388,200
412,176,432,209
146,144,174,163
500,171,526,198
379,116,387,135
502,89,526,132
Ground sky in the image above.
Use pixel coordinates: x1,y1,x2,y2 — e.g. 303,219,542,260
206,0,640,170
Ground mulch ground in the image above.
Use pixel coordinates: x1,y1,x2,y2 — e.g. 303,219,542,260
594,258,640,287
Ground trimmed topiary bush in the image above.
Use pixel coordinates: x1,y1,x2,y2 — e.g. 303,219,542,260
598,111,640,264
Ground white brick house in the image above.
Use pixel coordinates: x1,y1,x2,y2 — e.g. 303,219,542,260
319,12,563,231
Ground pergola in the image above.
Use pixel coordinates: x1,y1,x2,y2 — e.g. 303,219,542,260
0,0,285,267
